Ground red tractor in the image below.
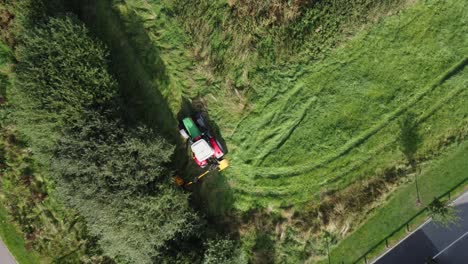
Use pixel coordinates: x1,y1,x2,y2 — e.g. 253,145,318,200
179,113,227,169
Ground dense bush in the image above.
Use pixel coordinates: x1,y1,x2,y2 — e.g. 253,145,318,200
203,238,243,264
15,16,203,263
53,109,201,263
54,110,174,194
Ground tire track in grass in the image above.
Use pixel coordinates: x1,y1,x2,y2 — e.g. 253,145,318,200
237,116,467,207
236,114,468,206
243,57,468,178
307,79,468,193
234,82,315,164
227,0,468,207
230,59,468,201
227,54,367,139
255,97,315,165
236,82,468,197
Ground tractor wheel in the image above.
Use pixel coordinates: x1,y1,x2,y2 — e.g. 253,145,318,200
216,139,225,153
195,113,207,129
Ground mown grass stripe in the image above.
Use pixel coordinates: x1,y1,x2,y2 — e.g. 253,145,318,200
240,57,468,178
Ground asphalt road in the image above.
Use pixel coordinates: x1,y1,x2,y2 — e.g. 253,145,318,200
373,191,468,264
0,238,16,264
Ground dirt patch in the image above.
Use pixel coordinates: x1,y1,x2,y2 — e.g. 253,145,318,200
228,0,308,25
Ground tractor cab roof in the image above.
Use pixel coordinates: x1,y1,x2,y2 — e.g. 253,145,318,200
191,139,214,162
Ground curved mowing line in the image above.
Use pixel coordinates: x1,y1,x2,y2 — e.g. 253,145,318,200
255,98,315,165
231,80,468,200
237,57,468,179
312,81,468,188
418,77,468,124
228,54,360,139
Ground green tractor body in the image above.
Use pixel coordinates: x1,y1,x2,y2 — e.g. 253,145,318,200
182,117,202,140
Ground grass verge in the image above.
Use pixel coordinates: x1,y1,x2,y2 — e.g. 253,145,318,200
0,206,41,264
1,39,93,263
0,42,42,264
325,139,468,263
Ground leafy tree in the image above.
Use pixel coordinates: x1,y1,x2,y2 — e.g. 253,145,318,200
53,110,174,194
66,186,200,264
52,109,204,263
427,197,459,227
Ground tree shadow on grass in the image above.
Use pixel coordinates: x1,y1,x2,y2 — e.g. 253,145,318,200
78,0,234,184
75,0,239,249
76,0,197,179
399,112,421,168
79,0,174,133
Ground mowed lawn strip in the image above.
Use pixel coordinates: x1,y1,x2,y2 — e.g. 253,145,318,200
227,0,468,207
325,140,468,263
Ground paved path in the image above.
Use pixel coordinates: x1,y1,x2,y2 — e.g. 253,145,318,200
373,190,468,264
0,238,16,264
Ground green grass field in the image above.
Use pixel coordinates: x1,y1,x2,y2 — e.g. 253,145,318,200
223,0,468,209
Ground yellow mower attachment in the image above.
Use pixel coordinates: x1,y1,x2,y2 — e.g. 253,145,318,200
174,159,229,187
218,159,229,171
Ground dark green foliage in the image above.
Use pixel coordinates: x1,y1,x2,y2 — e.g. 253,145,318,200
0,127,96,263
65,185,200,263
54,110,174,194
203,237,243,264
16,16,117,114
399,112,421,164
427,197,459,227
0,42,10,100
52,109,203,263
